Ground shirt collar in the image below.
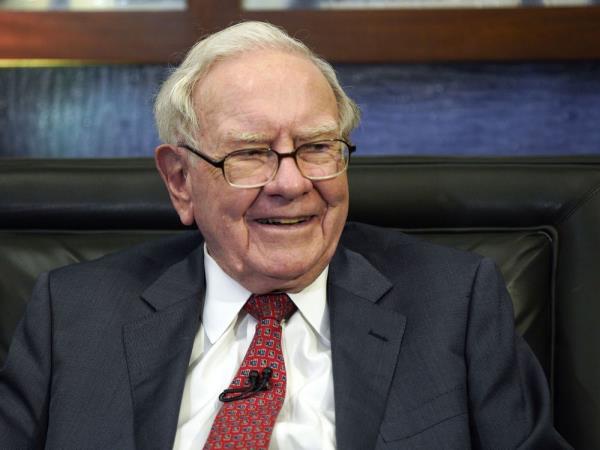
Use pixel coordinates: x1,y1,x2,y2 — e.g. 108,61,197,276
202,244,330,345
288,267,330,344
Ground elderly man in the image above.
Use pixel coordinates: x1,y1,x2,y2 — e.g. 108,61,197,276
0,21,569,449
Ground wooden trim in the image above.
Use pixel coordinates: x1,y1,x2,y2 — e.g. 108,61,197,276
1,3,599,63
236,6,600,62
0,11,197,63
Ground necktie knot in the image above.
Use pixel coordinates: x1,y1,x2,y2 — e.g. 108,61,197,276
244,293,296,323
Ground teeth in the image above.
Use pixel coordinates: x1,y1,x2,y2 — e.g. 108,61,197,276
257,217,309,225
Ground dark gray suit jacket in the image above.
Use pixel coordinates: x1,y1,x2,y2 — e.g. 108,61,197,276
0,222,570,449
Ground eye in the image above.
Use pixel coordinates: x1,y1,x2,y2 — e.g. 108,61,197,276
301,141,336,153
230,148,271,160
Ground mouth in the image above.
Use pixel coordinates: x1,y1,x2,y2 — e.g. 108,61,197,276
255,216,313,226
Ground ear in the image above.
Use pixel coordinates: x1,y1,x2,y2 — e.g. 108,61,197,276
154,144,195,226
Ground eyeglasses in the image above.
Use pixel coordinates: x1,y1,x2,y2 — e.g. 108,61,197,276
179,139,356,188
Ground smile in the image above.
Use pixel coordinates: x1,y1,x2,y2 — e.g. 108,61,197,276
256,216,312,225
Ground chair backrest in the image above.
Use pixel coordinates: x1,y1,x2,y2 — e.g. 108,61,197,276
2,157,599,448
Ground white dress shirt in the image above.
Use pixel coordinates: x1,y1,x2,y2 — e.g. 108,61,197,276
173,247,336,450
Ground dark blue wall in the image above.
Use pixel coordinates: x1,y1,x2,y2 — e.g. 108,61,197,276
1,62,599,157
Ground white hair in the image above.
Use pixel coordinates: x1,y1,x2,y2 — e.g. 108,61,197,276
154,21,360,148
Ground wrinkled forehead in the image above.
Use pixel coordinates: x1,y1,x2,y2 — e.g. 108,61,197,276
191,49,339,142
220,123,340,144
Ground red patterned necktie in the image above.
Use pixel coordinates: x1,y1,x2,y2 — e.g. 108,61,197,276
203,293,297,450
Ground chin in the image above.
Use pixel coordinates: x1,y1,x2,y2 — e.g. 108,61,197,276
262,261,314,281
257,252,326,284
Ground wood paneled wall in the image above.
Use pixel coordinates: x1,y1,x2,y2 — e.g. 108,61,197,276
1,3,600,62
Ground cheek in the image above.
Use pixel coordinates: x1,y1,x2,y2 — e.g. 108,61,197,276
318,177,349,212
195,187,260,235
320,181,349,243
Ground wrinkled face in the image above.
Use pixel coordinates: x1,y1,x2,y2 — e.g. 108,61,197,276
178,50,348,293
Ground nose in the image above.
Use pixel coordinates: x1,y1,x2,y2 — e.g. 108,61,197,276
262,152,313,199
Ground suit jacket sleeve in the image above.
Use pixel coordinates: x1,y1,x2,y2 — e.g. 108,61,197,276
0,272,51,448
466,258,570,449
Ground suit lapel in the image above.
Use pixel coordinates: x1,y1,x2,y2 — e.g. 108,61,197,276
123,245,205,450
329,245,406,450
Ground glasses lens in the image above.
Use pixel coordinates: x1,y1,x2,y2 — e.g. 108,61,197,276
297,140,349,179
224,148,278,187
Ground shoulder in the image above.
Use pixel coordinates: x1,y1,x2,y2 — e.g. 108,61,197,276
53,231,201,275
339,222,494,313
46,231,203,309
340,221,484,275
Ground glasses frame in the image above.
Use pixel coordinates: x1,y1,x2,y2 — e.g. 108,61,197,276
178,138,356,188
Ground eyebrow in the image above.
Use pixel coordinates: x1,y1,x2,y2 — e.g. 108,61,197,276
225,131,271,145
296,123,340,141
213,132,270,159
224,123,340,147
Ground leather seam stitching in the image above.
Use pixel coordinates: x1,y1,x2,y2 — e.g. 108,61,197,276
557,182,600,225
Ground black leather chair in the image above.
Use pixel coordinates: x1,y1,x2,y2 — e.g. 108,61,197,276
2,157,599,448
